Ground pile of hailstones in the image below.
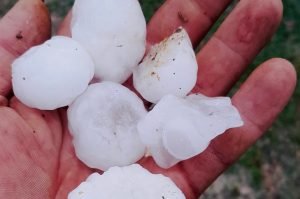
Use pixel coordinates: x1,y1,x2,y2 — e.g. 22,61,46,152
12,0,243,198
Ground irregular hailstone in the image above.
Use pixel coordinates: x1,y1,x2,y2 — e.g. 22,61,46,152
67,82,147,171
68,164,185,199
133,27,198,103
138,94,243,169
71,0,146,83
12,36,95,110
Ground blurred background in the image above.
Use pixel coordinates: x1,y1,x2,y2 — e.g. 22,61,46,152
0,0,299,198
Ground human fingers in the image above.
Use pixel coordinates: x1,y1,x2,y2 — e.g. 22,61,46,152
0,95,7,106
147,0,233,46
57,10,72,36
180,58,296,196
0,0,51,100
193,0,283,96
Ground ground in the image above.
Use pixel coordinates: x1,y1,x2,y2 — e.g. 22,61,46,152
0,0,299,198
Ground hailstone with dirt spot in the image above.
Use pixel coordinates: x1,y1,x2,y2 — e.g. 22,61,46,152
12,36,95,110
68,164,186,199
71,0,146,83
67,82,147,171
133,27,198,103
138,94,243,169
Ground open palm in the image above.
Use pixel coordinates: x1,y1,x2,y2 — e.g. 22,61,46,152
0,0,296,198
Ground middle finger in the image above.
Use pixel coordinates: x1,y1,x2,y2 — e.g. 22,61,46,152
146,0,233,46
193,0,283,96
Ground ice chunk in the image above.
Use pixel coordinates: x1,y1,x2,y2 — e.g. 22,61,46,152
12,36,95,110
138,94,243,168
67,82,147,171
68,164,186,199
71,0,146,83
162,117,210,160
133,28,198,103
186,94,244,133
145,138,180,169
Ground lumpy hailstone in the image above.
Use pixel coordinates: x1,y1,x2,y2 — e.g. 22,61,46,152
68,164,185,199
67,82,147,171
133,28,198,103
138,94,244,169
71,0,146,83
12,36,95,110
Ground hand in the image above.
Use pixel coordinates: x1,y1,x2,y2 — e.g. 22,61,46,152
0,0,296,198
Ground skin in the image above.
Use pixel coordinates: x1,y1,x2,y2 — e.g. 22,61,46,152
0,0,296,198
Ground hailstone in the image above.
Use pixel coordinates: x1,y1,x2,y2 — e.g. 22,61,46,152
67,82,147,171
12,36,95,110
68,164,185,199
138,94,243,169
133,27,198,103
71,0,146,83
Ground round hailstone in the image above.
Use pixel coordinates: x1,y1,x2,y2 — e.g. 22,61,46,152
12,36,95,110
133,27,198,104
137,94,243,169
67,82,147,171
68,164,186,199
71,0,146,83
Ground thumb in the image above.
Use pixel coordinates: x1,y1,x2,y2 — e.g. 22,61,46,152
0,0,51,103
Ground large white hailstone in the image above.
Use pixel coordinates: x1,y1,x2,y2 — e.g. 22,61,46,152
12,36,95,110
133,27,198,104
67,82,147,171
71,0,146,83
68,164,186,199
138,94,243,169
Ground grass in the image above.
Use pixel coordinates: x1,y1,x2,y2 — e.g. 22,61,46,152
1,0,300,198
